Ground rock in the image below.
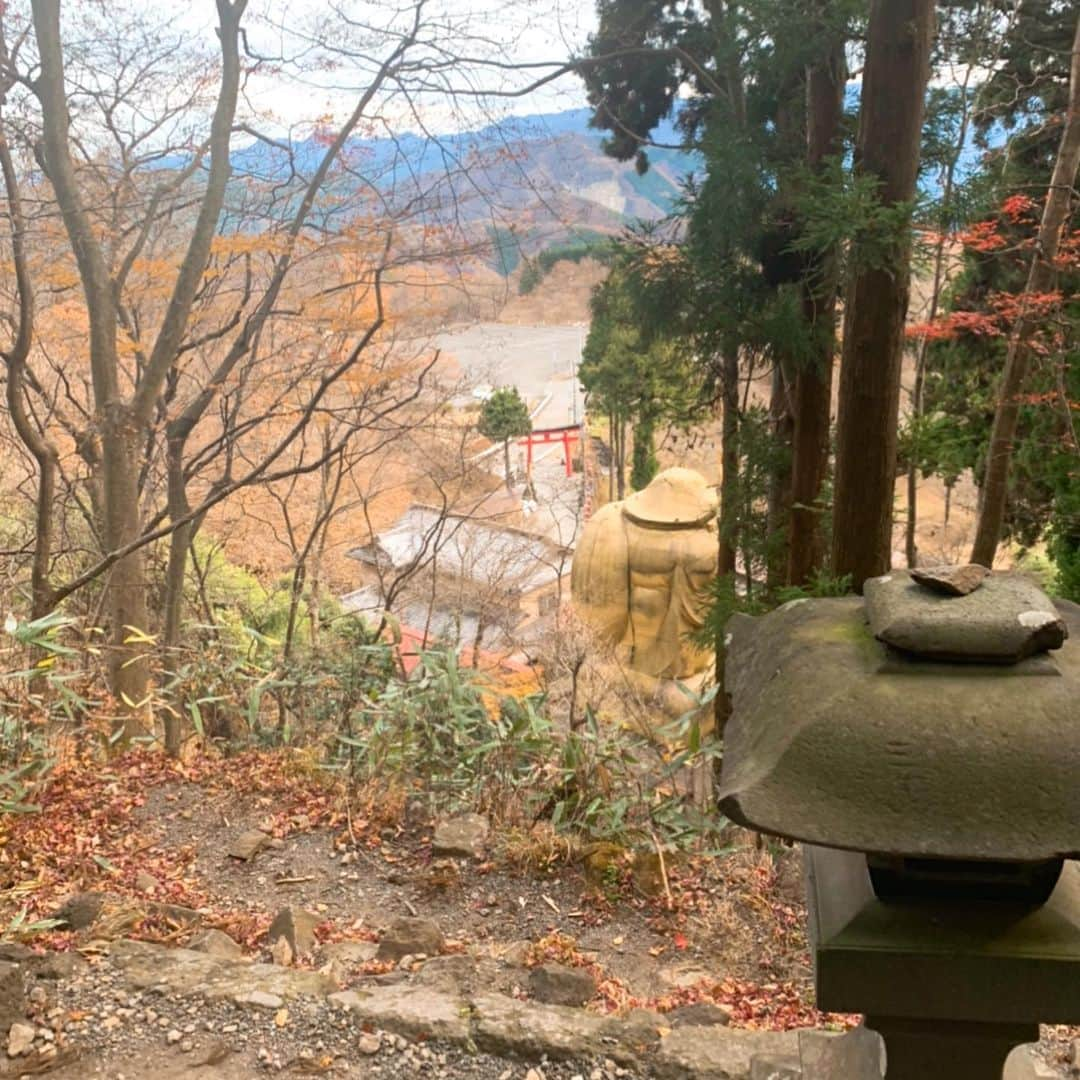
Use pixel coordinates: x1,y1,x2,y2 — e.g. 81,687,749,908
53,892,105,931
357,1032,381,1055
108,940,335,1003
228,829,271,861
799,1027,883,1080
6,1021,35,1058
0,960,26,1035
668,1002,732,1027
376,917,444,962
910,563,990,597
242,990,284,1010
581,842,625,886
750,1053,802,1079
321,940,378,965
415,954,479,995
865,571,1067,662
529,963,595,1007
631,851,668,897
624,1007,666,1035
0,944,34,964
654,1026,800,1080
432,814,489,859
165,1028,182,1044
424,859,461,891
267,908,320,958
472,992,652,1066
135,871,160,894
1003,1046,1062,1080
328,987,469,1041
188,929,244,961
525,1069,546,1080
34,952,76,980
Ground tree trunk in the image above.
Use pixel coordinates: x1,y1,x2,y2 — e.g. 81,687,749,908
788,28,845,588
971,16,1080,568
284,564,306,661
100,404,152,731
766,361,795,592
502,438,512,492
161,433,197,757
615,416,627,500
162,438,193,653
608,412,615,501
471,613,485,668
719,345,740,577
831,0,935,592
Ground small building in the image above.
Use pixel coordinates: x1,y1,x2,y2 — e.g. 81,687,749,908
341,503,571,655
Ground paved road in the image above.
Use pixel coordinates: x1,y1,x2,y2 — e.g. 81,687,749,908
434,322,587,430
433,322,589,550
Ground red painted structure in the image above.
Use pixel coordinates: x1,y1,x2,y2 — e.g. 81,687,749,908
518,424,582,477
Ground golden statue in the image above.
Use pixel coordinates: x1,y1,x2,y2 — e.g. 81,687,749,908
571,467,718,738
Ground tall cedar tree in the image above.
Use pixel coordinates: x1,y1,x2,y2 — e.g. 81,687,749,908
788,6,847,585
831,0,935,591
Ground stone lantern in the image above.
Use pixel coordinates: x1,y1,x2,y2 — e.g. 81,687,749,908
717,570,1080,1078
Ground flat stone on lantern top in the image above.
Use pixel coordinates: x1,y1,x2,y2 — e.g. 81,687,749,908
865,570,1067,663
909,563,989,596
717,590,1080,862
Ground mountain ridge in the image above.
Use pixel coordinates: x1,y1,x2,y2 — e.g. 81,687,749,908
227,107,702,229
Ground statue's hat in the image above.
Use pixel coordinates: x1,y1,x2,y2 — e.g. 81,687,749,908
623,467,718,527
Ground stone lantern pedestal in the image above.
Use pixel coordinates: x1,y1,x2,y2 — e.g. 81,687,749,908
806,844,1080,1078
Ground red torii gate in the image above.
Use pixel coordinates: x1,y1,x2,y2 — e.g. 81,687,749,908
518,424,582,477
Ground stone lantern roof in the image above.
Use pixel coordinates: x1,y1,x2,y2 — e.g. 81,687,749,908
718,573,1080,864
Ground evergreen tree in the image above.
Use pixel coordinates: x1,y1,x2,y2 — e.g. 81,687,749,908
479,387,532,492
631,416,660,492
580,266,700,498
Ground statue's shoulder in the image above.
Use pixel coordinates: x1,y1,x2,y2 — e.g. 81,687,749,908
572,501,630,620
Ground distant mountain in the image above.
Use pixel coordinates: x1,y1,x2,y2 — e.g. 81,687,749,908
204,96,998,249
227,107,702,237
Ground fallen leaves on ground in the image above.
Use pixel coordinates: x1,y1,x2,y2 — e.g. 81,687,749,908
0,748,353,951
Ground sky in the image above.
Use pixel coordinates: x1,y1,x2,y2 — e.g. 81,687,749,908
175,0,601,138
